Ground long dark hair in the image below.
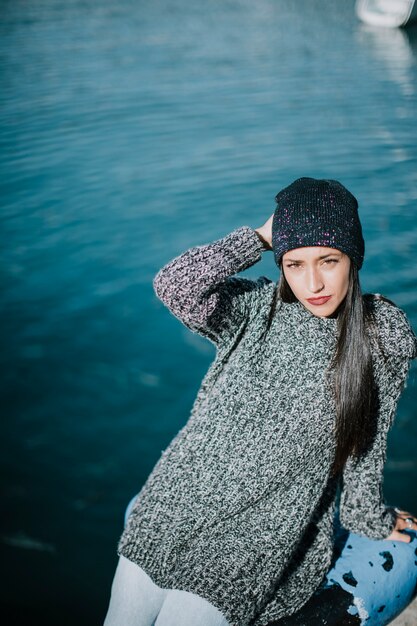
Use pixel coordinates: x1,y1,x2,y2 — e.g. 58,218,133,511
262,261,395,479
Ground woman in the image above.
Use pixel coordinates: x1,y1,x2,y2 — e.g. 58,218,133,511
104,177,417,626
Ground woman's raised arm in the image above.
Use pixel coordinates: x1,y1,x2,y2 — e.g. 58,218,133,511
152,224,272,348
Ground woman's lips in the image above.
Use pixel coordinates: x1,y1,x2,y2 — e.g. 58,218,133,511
306,296,332,306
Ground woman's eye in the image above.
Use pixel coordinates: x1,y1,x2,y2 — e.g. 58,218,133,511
286,260,338,269
286,259,339,268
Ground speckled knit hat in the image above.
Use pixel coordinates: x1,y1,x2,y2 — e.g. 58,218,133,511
272,177,365,269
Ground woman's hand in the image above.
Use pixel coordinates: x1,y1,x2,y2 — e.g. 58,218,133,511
254,214,274,250
385,508,417,543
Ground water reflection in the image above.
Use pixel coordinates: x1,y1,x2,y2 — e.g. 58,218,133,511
356,23,416,95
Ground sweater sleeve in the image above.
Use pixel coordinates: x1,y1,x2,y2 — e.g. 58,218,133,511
338,299,417,539
152,226,269,348
338,419,399,540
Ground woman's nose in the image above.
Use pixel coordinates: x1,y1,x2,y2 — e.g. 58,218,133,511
307,268,324,293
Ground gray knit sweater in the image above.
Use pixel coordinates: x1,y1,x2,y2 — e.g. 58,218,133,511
117,226,417,625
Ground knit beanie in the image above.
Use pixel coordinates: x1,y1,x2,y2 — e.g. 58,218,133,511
272,177,365,269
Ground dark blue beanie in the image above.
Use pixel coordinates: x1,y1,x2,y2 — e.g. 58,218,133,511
272,177,365,270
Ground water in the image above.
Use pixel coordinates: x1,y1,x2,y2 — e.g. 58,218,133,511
1,0,417,623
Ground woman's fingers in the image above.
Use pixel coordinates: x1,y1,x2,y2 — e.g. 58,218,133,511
254,214,274,250
396,516,417,530
383,509,417,542
385,529,412,543
393,508,417,526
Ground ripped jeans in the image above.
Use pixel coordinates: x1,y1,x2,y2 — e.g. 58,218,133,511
272,517,417,625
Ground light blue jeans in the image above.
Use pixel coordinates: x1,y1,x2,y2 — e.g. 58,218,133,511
103,553,230,626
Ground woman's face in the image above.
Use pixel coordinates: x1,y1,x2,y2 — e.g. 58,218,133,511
282,246,351,318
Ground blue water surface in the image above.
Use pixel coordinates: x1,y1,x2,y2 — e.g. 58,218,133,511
1,1,417,623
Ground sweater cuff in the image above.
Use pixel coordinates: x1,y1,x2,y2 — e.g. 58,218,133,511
373,505,397,539
222,226,267,268
347,505,397,540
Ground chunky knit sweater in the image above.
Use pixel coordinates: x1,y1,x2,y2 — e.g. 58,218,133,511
117,226,417,625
